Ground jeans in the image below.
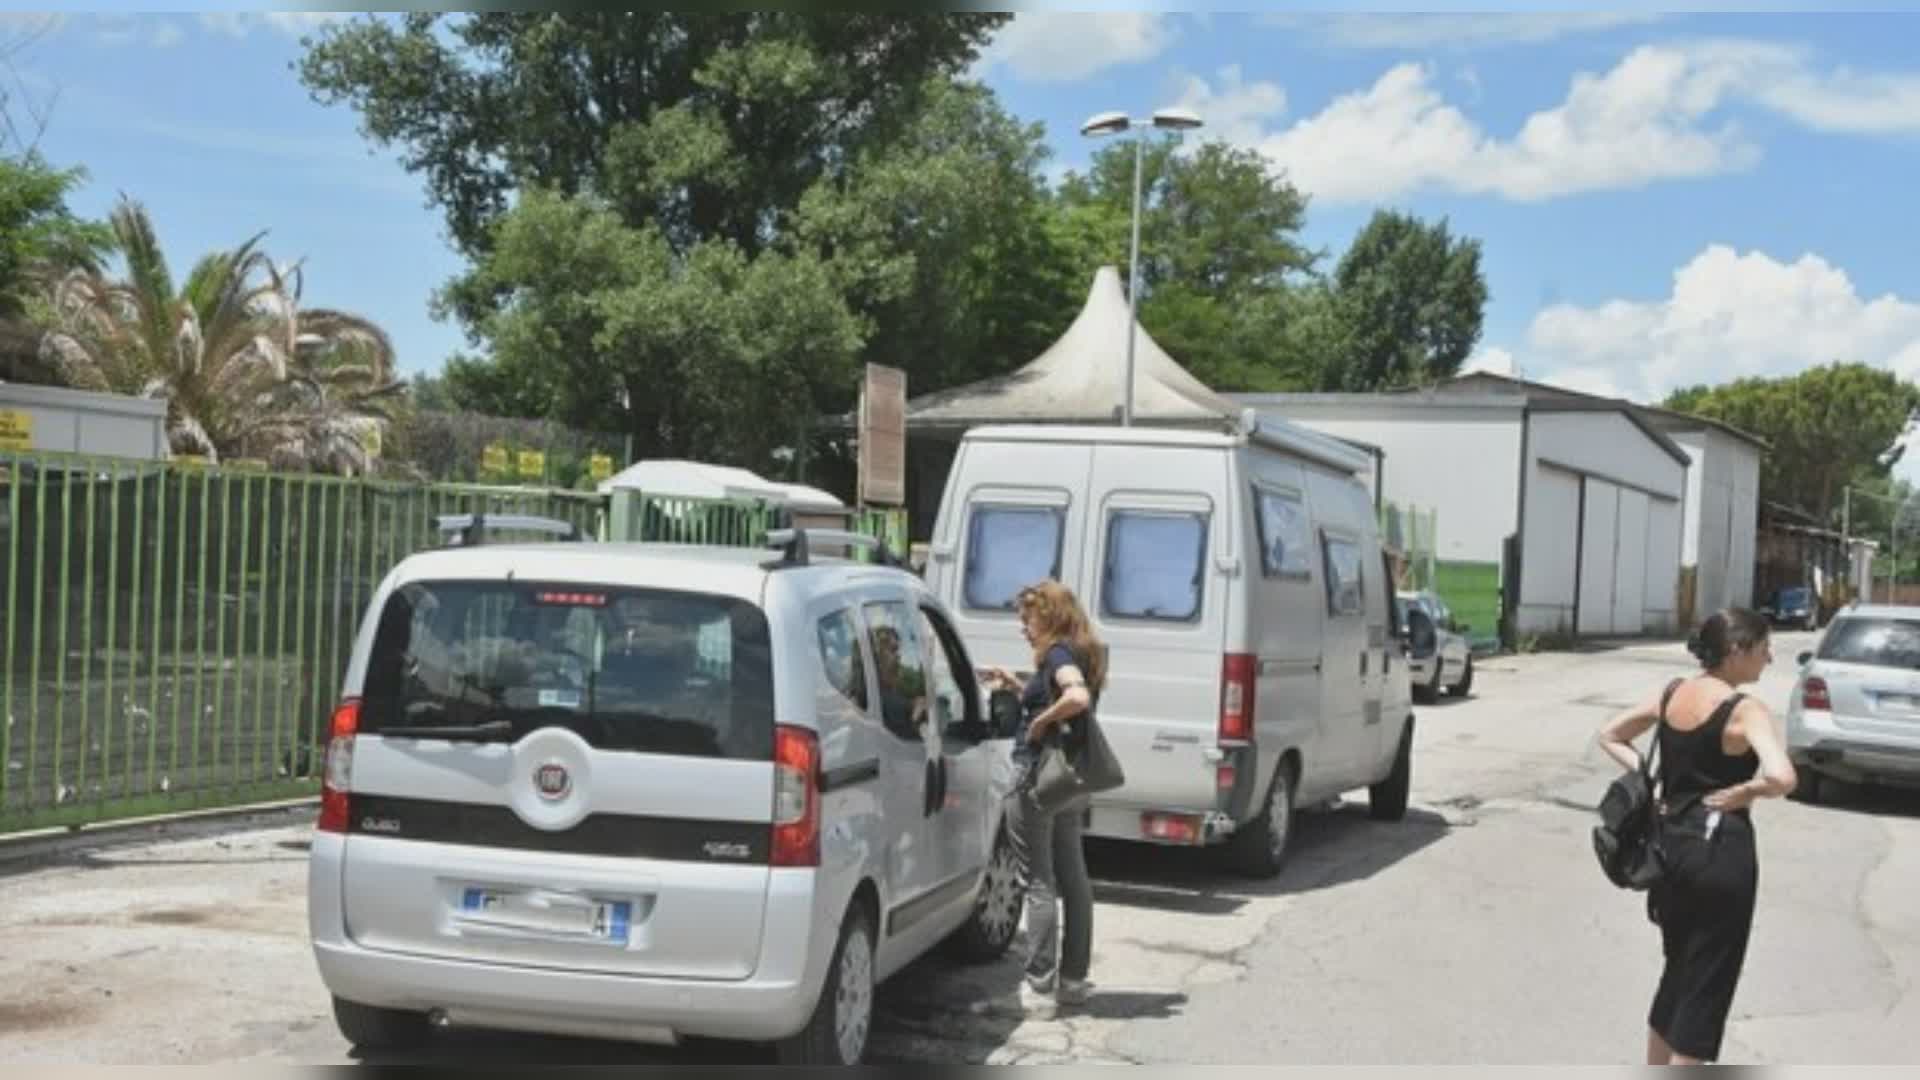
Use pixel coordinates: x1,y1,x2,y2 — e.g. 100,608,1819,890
1005,786,1092,989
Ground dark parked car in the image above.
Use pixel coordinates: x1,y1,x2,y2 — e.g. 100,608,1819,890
1762,585,1821,631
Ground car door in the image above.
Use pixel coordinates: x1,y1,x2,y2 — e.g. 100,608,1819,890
1316,529,1370,792
859,596,945,932
916,603,997,899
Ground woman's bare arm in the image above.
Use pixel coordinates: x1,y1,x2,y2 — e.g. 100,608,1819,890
1706,699,1798,809
1597,689,1664,772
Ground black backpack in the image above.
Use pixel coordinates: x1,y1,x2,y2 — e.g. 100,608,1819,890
1592,679,1683,891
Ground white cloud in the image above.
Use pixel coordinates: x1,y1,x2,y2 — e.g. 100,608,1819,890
978,13,1176,83
1462,346,1515,378
91,15,185,49
199,13,347,40
1220,41,1920,205
1512,245,1920,407
1171,65,1287,149
1261,13,1665,51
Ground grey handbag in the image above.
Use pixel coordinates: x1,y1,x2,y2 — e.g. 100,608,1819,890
1029,712,1126,812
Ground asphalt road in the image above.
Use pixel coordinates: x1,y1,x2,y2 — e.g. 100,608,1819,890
3,631,1915,1065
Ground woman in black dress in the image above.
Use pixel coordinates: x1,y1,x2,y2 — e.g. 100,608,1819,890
1598,608,1799,1065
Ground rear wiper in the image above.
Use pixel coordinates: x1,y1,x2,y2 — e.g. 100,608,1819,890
387,720,515,741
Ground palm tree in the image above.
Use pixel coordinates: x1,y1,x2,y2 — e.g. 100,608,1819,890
38,196,403,471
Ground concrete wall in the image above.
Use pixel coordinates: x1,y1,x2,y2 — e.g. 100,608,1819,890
1251,400,1524,564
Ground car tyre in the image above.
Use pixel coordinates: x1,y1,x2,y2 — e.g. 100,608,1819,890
1226,759,1296,879
1415,661,1443,705
942,827,1024,963
776,904,876,1066
1792,767,1824,805
1370,721,1414,822
331,995,431,1053
1449,655,1475,698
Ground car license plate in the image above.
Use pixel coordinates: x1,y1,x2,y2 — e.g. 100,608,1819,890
1877,692,1920,714
459,887,631,944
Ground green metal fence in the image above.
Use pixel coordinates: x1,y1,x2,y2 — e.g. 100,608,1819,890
0,450,902,835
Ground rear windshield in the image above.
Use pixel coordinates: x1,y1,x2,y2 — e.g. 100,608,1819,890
360,580,775,759
1778,587,1812,606
1818,617,1920,671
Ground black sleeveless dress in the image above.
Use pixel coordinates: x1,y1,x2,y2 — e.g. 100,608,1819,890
1646,685,1761,1062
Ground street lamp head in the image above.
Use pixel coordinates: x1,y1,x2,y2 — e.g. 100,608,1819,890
1079,110,1131,138
1151,107,1204,131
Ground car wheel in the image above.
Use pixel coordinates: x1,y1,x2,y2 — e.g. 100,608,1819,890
1369,721,1414,822
942,827,1024,963
1226,758,1296,879
1792,767,1825,805
1415,661,1443,704
1449,655,1475,698
331,996,431,1053
776,904,876,1066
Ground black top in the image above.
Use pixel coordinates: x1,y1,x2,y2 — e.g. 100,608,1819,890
1656,680,1758,812
1015,642,1091,760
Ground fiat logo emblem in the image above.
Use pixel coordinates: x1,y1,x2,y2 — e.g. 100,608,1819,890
533,762,571,801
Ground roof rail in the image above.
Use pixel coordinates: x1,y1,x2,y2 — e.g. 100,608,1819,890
434,512,583,547
764,527,903,570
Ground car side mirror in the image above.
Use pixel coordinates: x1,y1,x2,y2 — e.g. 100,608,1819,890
1797,651,1813,666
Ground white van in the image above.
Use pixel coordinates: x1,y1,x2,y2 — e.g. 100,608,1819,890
925,417,1416,877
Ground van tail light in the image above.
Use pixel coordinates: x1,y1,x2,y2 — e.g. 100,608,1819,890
1219,653,1256,743
317,698,360,834
771,725,821,868
1802,677,1831,713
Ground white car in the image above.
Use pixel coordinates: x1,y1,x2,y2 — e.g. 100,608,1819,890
1397,590,1474,703
308,524,1022,1065
1787,603,1920,804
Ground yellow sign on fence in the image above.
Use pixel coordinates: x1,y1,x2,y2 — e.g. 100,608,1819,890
517,449,546,480
588,453,614,482
481,443,508,474
0,409,32,451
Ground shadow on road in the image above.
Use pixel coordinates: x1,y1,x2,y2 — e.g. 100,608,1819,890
1803,779,1920,820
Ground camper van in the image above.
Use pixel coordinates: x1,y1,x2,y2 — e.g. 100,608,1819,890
925,415,1416,877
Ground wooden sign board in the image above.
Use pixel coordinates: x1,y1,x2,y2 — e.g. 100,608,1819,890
857,363,906,507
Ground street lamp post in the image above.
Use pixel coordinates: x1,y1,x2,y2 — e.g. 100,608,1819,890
1080,106,1203,427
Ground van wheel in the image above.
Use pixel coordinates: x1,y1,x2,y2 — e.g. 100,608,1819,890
1370,721,1413,822
1226,760,1296,879
331,996,431,1053
776,905,875,1066
943,828,1024,963
1449,656,1475,698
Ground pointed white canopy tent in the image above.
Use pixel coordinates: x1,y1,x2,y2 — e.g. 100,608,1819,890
597,458,844,511
905,265,1247,431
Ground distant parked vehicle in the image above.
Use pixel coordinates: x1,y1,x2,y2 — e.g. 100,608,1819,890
1761,585,1821,631
1397,590,1474,703
1786,604,1920,804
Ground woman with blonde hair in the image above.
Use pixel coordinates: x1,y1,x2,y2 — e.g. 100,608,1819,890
980,579,1107,1018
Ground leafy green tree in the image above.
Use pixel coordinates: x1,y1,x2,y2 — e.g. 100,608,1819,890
1314,209,1486,391
1666,362,1920,524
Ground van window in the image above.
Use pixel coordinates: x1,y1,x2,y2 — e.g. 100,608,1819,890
863,601,930,741
965,505,1065,611
1322,536,1364,617
1254,487,1312,578
816,608,870,712
1102,510,1208,623
359,581,775,760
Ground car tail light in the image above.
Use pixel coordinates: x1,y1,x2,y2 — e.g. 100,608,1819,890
1219,653,1256,743
1216,763,1237,793
772,725,821,868
1142,812,1201,845
317,698,360,834
1802,676,1831,712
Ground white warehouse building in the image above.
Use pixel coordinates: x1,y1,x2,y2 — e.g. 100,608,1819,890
1235,374,1699,642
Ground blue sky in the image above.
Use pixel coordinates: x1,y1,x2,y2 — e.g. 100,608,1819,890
7,10,1920,473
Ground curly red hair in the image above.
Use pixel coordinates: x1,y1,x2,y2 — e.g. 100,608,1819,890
1015,579,1107,695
